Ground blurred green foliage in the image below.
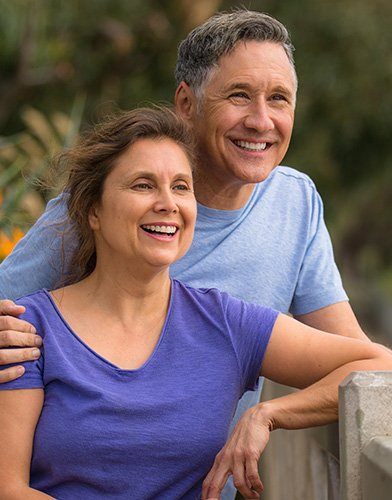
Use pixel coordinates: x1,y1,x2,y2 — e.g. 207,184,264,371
0,0,391,334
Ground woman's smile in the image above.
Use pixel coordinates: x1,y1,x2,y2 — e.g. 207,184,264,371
90,137,197,272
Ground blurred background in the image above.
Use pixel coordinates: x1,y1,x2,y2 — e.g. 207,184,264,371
0,0,391,340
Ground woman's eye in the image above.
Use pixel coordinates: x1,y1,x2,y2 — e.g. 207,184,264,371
173,183,189,191
133,183,152,190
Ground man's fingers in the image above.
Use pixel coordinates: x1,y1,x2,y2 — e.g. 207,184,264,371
0,365,25,383
0,347,41,366
0,315,36,335
0,330,42,348
0,299,25,316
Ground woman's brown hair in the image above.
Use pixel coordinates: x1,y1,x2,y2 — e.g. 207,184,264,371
54,105,195,282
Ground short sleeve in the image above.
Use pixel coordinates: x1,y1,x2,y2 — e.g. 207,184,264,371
0,192,78,300
290,187,348,316
221,293,279,393
0,357,44,390
0,295,47,390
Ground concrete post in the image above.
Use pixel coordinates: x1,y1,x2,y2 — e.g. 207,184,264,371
361,436,392,500
339,371,392,500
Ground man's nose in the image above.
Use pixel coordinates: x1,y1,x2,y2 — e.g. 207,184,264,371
243,99,274,132
153,189,178,213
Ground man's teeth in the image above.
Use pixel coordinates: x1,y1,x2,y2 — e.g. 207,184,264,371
234,140,267,151
142,225,177,234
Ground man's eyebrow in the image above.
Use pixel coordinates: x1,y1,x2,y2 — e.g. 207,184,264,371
272,84,294,96
222,82,294,96
222,82,254,93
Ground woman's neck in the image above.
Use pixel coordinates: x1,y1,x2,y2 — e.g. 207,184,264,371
59,262,172,325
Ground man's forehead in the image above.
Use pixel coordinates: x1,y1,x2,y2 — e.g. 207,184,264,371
211,40,297,90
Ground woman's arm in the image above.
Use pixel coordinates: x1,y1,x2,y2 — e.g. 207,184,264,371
0,389,53,499
202,314,392,500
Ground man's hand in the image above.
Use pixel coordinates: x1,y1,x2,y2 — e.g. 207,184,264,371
202,405,271,500
0,299,42,383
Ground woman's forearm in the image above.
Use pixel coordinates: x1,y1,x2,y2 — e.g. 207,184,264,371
260,358,379,430
202,344,392,500
259,350,392,431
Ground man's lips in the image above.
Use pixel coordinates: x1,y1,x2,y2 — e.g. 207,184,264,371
231,139,273,152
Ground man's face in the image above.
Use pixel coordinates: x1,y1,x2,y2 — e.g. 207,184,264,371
184,41,296,191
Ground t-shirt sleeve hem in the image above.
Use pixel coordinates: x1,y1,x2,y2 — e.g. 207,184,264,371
290,289,349,316
0,378,44,390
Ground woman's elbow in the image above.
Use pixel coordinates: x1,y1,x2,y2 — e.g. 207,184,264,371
362,342,392,369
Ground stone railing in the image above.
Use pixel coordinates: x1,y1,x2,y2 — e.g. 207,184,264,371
256,372,392,500
258,380,340,500
339,371,392,500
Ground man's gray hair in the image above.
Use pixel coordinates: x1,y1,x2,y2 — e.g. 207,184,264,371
175,10,296,97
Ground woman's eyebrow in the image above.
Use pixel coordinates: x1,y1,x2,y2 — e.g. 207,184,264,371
121,171,193,182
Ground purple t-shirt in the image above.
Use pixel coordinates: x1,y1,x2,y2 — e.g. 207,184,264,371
1,280,278,499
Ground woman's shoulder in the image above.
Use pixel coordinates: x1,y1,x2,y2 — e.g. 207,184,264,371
172,279,279,324
15,289,58,337
173,278,229,302
15,289,51,308
172,279,251,317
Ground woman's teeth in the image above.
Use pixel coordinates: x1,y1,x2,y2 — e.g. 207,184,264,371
141,225,177,234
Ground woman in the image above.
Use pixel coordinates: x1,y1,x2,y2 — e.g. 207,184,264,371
0,107,390,500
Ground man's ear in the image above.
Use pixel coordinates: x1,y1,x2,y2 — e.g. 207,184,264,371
88,204,100,231
174,82,197,122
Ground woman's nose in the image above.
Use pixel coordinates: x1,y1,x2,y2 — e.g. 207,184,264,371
153,189,178,213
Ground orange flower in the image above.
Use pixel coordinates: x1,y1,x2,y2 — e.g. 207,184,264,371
0,228,24,261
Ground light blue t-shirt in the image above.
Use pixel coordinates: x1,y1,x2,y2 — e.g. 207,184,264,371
0,165,347,499
0,166,347,313
0,281,278,499
171,166,347,315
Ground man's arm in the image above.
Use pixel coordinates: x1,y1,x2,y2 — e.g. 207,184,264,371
0,193,74,383
289,180,370,342
294,301,370,341
0,192,75,300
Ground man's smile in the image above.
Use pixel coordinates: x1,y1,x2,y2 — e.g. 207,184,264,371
231,139,271,152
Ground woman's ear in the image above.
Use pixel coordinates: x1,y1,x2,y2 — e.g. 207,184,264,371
88,204,100,231
174,82,197,122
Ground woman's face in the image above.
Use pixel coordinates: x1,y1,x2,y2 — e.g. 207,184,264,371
90,137,196,272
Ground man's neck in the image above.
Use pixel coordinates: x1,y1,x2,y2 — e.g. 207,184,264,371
193,177,256,210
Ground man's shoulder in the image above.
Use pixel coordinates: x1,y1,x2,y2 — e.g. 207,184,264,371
272,166,317,190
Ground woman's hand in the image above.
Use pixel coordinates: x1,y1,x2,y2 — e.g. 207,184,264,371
202,404,273,499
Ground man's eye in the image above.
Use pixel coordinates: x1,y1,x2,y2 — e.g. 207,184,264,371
229,92,249,100
271,94,287,102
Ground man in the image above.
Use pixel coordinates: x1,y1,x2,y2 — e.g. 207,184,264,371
0,10,369,499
